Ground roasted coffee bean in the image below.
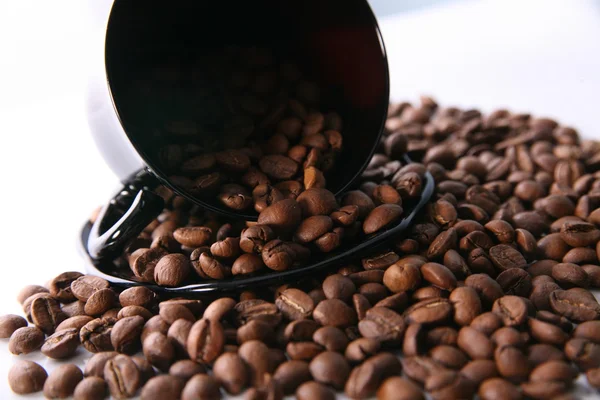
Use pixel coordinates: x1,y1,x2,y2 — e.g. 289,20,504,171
404,298,453,325
527,343,566,367
169,360,206,381
529,360,578,383
377,376,425,400
41,327,79,359
587,367,600,389
8,326,44,355
458,326,494,360
528,318,569,345
461,359,498,387
573,320,600,343
239,340,273,386
401,356,446,384
31,296,66,334
549,289,600,322
296,381,335,400
552,262,589,287
0,314,27,338
236,319,273,344
469,311,503,336
449,287,482,326
43,364,83,399
363,204,403,234
159,303,195,324
212,352,248,394
492,327,527,348
110,315,144,354
520,381,568,398
494,345,530,383
273,360,312,395
142,375,186,400
478,378,521,400
344,337,381,364
274,288,314,321
143,332,175,371
424,369,476,400
310,351,351,389
564,338,600,370
71,275,110,302
117,305,153,321
17,284,49,304
312,326,348,352
358,306,405,343
141,315,169,342
131,248,168,282
429,345,468,369
313,299,357,327
235,299,282,327
187,318,224,365
154,253,191,286
84,351,118,378
383,262,421,293
84,288,117,317
80,317,116,353
492,296,528,326
496,268,532,297
322,274,356,302
73,377,107,400
465,274,504,307
104,354,141,398
345,352,402,398
49,271,84,303
286,341,324,361
8,360,47,394
118,286,157,309
173,226,212,247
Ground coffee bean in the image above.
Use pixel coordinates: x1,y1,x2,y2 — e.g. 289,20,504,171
17,284,49,304
383,262,421,293
141,315,169,342
310,351,350,389
552,262,589,287
8,360,47,394
49,271,84,303
363,204,403,234
41,327,79,359
492,327,527,348
84,288,117,316
420,262,457,290
564,338,600,371
345,352,401,398
494,345,531,383
429,345,468,369
143,332,175,371
460,359,498,387
141,375,186,400
424,369,476,400
235,299,282,327
181,374,221,400
574,320,600,343
83,351,118,378
73,377,107,400
118,305,154,321
173,226,212,247
478,378,521,400
131,248,168,282
168,360,205,381
313,299,357,327
549,288,600,322
404,298,453,325
496,268,531,297
528,318,569,345
358,306,405,344
187,318,224,365
31,296,66,334
43,364,83,399
0,314,27,338
529,360,578,383
275,288,314,320
465,274,504,307
401,356,445,384
489,244,527,271
118,286,157,309
469,311,503,336
344,337,381,364
273,360,311,395
587,367,600,389
110,315,144,354
159,303,195,324
211,352,248,394
71,275,110,302
458,326,494,360
239,340,273,386
449,287,482,326
296,381,335,400
8,326,44,355
492,296,528,326
104,354,141,398
520,380,568,398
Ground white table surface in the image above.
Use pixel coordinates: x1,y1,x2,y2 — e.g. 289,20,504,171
0,0,599,398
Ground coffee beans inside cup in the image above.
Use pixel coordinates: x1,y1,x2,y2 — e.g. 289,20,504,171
5,98,600,398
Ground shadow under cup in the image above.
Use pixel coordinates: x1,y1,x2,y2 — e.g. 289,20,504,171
105,0,390,220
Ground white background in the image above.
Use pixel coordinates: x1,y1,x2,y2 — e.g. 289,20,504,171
0,0,599,398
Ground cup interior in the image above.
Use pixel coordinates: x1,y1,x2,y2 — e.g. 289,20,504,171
105,0,389,219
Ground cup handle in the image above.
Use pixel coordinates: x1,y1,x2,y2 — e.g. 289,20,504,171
87,169,165,260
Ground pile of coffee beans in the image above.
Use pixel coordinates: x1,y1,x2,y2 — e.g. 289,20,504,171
151,47,347,213
4,98,600,399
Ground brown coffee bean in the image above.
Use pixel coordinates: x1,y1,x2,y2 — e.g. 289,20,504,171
274,360,311,395
275,288,314,320
574,320,600,343
565,338,600,370
234,299,282,327
424,369,476,400
43,364,83,399
465,274,504,307
17,284,49,305
143,332,175,371
239,340,273,386
296,381,335,400
529,360,578,383
8,326,44,355
110,315,144,354
73,377,107,400
489,244,527,271
117,305,153,321
363,204,403,234
71,276,110,302
420,262,457,290
342,190,376,219
84,288,117,317
383,262,421,293
460,359,498,387
469,311,503,336
0,314,27,338
49,271,84,303
560,220,600,247
358,306,405,344
492,327,527,348
31,296,66,334
131,248,167,282
492,296,528,326
345,352,402,398
496,268,532,297
154,253,191,286
322,274,356,302
118,286,157,309
181,374,221,400
8,360,47,394
255,198,301,235
587,367,600,389
187,318,224,365
83,351,118,377
104,354,140,399
168,360,206,381
309,351,350,390
478,378,521,400
404,298,453,325
159,303,195,325
142,375,186,400
527,343,566,367
520,381,568,399
430,345,469,369
141,315,169,342
236,319,273,344
40,327,79,359
343,337,380,365
313,299,357,327
377,376,425,400
312,326,348,353
552,263,589,287
212,352,248,394
458,326,494,360
549,289,600,322
450,287,482,326
494,345,530,383
173,226,212,247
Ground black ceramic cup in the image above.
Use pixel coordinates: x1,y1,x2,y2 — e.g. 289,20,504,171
87,0,389,260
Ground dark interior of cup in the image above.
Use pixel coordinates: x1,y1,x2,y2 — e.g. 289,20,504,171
105,0,389,219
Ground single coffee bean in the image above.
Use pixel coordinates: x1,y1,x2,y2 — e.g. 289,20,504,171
564,338,600,371
552,263,589,287
574,320,600,344
236,319,273,344
17,284,49,305
529,360,578,383
549,289,600,322
173,226,212,247
528,318,569,345
118,286,157,309
424,369,476,400
363,204,403,234
465,274,504,307
494,345,531,383
460,359,498,387
211,352,248,394
469,311,503,336
71,275,110,302
80,317,116,353
49,271,84,303
496,268,532,297
404,298,453,325
358,306,405,344
383,262,422,293
449,286,482,326
401,356,445,384
8,360,47,394
131,248,168,282
296,381,335,400
8,326,44,355
322,274,356,302
154,253,191,286
31,296,66,334
104,354,141,399
169,360,206,381
478,378,521,400
457,326,494,360
345,352,402,398
141,315,169,342
587,367,600,389
110,315,144,354
345,337,381,364
73,377,107,400
143,332,175,371
492,296,528,326
187,318,224,365
430,345,469,369
309,351,350,390
41,327,79,359
527,343,566,367
286,341,324,361
238,340,273,386
275,288,314,320
313,299,357,328
181,374,221,400
141,375,186,400
377,376,425,400
0,314,27,338
43,364,83,399
159,303,195,324
84,288,117,317
492,327,527,348
56,315,94,333
560,220,600,247
312,326,348,353
489,244,527,271
274,360,311,395
83,351,118,378
234,299,282,327
520,380,568,399
420,262,457,290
